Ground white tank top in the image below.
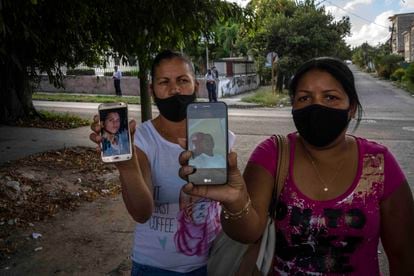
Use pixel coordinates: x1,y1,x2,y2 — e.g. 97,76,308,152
132,121,234,272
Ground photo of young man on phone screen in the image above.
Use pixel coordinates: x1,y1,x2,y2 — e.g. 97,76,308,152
101,111,129,156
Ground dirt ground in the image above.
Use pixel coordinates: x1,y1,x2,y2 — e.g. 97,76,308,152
0,147,136,275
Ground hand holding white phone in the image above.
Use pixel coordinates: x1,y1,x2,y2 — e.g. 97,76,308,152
98,102,133,163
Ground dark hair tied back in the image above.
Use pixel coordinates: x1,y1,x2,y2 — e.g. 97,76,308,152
151,50,195,82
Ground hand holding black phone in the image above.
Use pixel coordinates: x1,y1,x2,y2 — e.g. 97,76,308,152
186,102,228,185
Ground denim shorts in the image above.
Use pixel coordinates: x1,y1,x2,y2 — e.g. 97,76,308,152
131,261,207,276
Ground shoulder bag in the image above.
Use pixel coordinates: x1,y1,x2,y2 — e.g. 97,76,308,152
207,134,290,276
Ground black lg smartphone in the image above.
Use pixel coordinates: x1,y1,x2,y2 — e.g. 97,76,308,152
186,102,228,185
98,102,132,163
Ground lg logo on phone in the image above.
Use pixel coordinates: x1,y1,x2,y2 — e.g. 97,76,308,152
204,178,212,183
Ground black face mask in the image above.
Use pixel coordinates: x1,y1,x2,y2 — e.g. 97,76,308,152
154,93,196,122
292,104,350,147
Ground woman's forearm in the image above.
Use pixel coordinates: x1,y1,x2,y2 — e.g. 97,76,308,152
220,194,267,243
117,158,154,223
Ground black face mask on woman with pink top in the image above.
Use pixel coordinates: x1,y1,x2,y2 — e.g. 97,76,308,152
292,104,350,147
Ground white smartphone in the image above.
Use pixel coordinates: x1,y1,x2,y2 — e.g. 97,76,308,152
187,102,228,185
98,102,132,163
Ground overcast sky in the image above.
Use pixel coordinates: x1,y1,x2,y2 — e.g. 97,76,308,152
324,0,414,47
229,0,414,48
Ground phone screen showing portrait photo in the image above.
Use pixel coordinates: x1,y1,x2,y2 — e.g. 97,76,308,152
99,107,131,158
187,102,228,185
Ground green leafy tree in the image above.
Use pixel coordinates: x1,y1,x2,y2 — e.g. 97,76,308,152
107,0,242,120
0,0,107,123
352,42,376,70
0,0,242,123
184,8,252,75
183,40,209,75
352,42,403,78
245,0,351,90
214,22,246,58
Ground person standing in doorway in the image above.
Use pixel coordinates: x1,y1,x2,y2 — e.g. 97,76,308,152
205,69,216,102
113,65,122,96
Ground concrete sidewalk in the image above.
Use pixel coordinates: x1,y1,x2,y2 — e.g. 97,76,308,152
0,125,94,166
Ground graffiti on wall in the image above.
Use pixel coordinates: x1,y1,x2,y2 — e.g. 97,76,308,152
218,74,259,98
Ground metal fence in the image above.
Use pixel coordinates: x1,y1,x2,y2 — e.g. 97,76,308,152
73,65,139,76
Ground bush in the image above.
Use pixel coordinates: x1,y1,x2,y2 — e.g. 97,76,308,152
376,54,404,79
241,86,290,107
122,70,139,77
104,70,139,77
376,65,388,79
66,68,95,76
405,63,414,83
390,68,405,82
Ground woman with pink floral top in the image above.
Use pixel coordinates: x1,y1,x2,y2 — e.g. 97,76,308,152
179,57,414,275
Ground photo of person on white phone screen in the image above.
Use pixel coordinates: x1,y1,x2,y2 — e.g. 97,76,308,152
190,132,226,169
101,111,129,156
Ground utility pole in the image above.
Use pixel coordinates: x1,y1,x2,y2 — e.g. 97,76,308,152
206,43,209,71
272,60,278,93
270,52,278,93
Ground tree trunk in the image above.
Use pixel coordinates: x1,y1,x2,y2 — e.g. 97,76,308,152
0,62,37,124
276,73,284,92
139,73,152,122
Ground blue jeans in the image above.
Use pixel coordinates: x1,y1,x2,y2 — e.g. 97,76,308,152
206,82,217,102
131,262,207,276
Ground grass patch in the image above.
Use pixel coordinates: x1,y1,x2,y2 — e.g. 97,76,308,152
407,84,414,95
402,80,414,95
33,92,140,104
241,86,291,107
16,110,91,129
394,80,414,96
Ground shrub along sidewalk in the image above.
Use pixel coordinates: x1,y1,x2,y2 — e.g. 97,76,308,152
33,92,140,104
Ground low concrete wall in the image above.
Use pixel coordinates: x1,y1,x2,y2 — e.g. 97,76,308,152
36,75,141,96
196,74,259,98
36,74,259,98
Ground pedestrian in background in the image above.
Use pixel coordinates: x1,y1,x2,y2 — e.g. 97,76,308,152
113,65,122,96
205,69,216,102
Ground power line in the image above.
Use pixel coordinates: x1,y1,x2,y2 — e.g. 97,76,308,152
315,0,328,6
325,0,389,29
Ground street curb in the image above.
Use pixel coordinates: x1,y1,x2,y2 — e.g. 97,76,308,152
226,103,263,109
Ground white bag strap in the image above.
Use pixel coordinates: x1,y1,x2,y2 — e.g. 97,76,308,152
256,218,276,274
256,135,290,275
